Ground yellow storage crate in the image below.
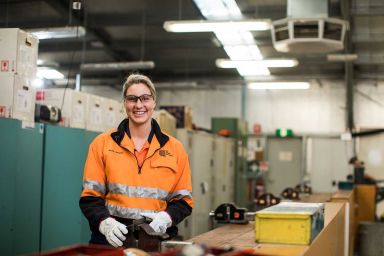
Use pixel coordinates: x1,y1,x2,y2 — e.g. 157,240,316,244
255,202,324,245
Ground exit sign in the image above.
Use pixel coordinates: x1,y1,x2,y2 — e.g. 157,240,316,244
275,128,293,137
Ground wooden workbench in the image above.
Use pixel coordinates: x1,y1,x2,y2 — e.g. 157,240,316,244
298,192,332,203
188,202,345,256
331,189,355,256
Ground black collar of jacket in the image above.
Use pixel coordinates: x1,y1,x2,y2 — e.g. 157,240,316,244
124,121,155,143
111,118,169,147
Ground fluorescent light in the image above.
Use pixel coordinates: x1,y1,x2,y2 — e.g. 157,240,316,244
163,20,271,32
28,26,86,40
32,78,44,88
191,0,270,78
222,44,269,76
80,61,155,71
214,31,255,45
223,45,263,60
193,0,243,19
248,82,310,90
216,59,299,68
37,59,59,68
37,67,64,80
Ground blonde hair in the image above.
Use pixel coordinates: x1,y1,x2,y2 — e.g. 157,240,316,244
122,74,156,101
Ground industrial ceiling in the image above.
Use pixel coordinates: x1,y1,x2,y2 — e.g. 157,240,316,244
0,0,383,88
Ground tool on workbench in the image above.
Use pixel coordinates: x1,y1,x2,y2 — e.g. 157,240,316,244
280,187,300,200
294,183,312,194
209,203,255,225
122,217,194,252
254,193,281,210
123,217,170,252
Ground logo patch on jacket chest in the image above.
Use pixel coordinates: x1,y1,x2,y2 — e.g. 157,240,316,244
108,149,123,154
159,149,173,157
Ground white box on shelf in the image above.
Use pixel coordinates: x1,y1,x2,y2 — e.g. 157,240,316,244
86,94,104,132
0,28,39,79
36,88,87,129
117,101,126,123
103,98,123,132
0,73,35,122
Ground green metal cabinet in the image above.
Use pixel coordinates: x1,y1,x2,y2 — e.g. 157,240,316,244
41,125,99,250
0,118,44,255
211,118,248,208
0,118,100,254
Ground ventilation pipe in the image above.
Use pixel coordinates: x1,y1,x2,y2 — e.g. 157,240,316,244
80,61,155,72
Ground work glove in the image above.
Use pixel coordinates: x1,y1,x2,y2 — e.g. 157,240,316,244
99,217,128,247
141,211,172,234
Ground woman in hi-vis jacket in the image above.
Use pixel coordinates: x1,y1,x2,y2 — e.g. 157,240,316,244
79,74,193,247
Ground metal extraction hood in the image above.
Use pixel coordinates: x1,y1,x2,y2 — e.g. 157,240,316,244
271,0,349,53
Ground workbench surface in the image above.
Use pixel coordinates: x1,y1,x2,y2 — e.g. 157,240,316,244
188,202,345,256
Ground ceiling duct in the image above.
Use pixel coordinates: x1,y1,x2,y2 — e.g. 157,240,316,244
271,0,349,53
80,61,155,72
327,54,358,62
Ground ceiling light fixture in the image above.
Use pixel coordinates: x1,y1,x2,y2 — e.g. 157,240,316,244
32,78,45,88
193,0,243,19
37,67,65,80
216,59,299,68
163,19,271,33
27,26,86,40
80,61,155,71
248,82,310,90
37,59,60,68
189,0,270,77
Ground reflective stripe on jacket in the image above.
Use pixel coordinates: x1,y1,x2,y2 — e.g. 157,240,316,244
80,118,193,220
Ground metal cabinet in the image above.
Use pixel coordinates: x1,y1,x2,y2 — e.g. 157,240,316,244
212,136,235,209
309,137,352,192
41,125,99,250
176,129,214,239
211,118,248,207
0,118,99,253
266,137,302,195
0,118,44,255
175,129,192,239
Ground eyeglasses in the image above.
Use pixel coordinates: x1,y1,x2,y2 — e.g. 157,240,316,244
124,94,154,104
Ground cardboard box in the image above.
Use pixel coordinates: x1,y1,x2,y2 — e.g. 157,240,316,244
36,88,87,129
152,109,177,137
117,102,126,123
0,73,35,122
86,94,104,132
159,105,192,129
0,28,38,78
255,202,324,245
103,98,124,131
255,150,264,161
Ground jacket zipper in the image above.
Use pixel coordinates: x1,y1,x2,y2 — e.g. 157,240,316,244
139,147,163,174
123,146,164,174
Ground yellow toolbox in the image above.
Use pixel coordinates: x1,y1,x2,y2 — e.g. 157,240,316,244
255,202,324,245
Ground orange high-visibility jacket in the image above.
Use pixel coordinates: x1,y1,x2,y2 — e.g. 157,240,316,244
80,119,193,232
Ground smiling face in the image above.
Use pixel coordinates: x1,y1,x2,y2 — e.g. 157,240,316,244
124,83,156,126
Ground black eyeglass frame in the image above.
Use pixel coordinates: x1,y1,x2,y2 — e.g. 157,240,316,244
124,94,154,103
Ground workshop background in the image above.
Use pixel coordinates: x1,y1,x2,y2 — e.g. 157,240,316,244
1,0,384,255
